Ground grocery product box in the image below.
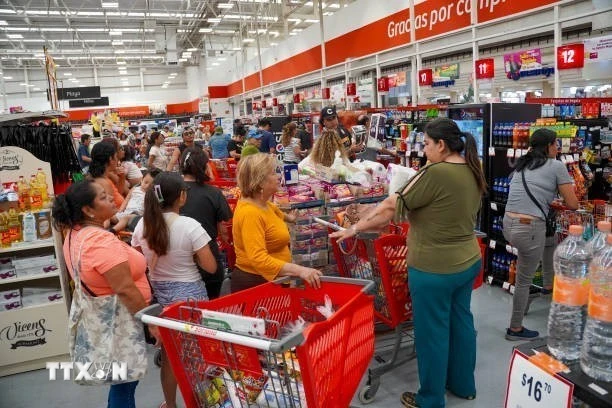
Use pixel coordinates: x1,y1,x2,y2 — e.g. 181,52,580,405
0,258,16,280
0,289,20,301
12,254,56,269
21,288,63,308
292,250,329,267
0,298,22,311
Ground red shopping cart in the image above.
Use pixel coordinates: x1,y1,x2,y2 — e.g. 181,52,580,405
315,218,413,404
138,276,375,408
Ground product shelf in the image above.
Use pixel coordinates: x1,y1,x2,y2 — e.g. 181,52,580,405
0,271,59,286
0,240,55,255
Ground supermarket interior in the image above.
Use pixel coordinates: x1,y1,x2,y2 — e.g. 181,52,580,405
0,0,612,408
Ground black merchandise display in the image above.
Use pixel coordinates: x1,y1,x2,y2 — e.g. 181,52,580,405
0,124,81,184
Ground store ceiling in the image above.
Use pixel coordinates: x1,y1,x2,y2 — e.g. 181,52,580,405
0,0,354,69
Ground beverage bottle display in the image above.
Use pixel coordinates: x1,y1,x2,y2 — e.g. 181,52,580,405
7,207,22,243
22,212,37,242
548,225,591,361
17,175,30,211
29,175,43,210
586,221,612,255
37,210,52,239
580,234,612,381
36,168,49,204
0,211,10,248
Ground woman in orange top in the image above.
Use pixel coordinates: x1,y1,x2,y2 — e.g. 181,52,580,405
52,179,160,408
89,141,125,208
231,153,322,292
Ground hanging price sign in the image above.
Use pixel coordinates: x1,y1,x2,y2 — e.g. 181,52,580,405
346,82,357,96
557,44,585,70
475,58,495,79
418,69,433,86
505,350,573,408
377,76,389,92
322,87,330,99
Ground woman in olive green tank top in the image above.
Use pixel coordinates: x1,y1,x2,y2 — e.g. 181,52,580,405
331,118,486,408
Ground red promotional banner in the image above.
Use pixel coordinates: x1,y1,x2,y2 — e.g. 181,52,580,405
322,87,330,99
293,94,301,103
346,83,357,96
261,100,267,108
418,69,433,86
377,77,389,92
557,43,585,70
475,58,495,79
252,102,260,111
272,97,278,107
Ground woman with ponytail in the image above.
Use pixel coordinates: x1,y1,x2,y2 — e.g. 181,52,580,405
331,117,486,407
52,180,160,408
503,128,578,342
180,147,232,299
281,121,305,164
131,171,217,408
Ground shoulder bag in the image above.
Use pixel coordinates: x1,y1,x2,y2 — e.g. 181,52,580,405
520,171,557,237
67,227,148,385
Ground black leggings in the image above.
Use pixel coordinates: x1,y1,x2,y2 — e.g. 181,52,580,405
230,267,268,293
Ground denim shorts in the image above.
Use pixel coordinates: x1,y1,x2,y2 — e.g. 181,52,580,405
150,280,208,307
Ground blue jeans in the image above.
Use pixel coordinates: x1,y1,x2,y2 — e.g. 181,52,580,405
108,381,138,408
409,260,480,408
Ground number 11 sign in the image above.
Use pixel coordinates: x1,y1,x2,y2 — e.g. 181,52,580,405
475,58,495,79
505,349,574,408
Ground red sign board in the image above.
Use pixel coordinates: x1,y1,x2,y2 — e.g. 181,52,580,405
293,94,301,104
418,69,433,86
346,83,357,96
322,87,330,99
377,77,389,92
261,100,267,108
475,58,495,79
557,43,585,70
272,97,278,107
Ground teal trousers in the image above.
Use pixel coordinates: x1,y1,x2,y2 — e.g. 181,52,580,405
408,260,480,408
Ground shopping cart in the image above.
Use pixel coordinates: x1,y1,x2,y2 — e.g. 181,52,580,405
314,217,414,404
137,276,375,408
551,200,608,242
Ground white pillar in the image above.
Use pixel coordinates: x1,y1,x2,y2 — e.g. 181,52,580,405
553,5,561,98
24,68,30,99
0,65,7,112
410,0,417,107
93,65,98,86
139,68,145,92
375,55,382,108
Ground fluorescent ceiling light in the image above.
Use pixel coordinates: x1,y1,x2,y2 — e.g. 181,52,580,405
101,2,119,8
0,21,8,26
207,18,222,23
269,31,279,37
19,83,29,86
178,58,187,62
199,28,213,33
211,62,220,66
305,1,313,5
3,76,11,79
109,30,122,36
214,29,235,34
292,28,303,32
114,50,125,54
170,72,177,76
217,57,226,61
0,9,16,14
218,3,234,8
242,38,255,43
64,72,72,76
305,19,319,23
7,34,23,39
116,60,126,65
323,11,334,15
206,67,213,71
224,14,251,20
39,28,68,32
112,40,123,45
4,27,33,31
329,3,340,8
33,87,40,91
123,88,130,91
289,32,297,36
270,42,278,46
77,11,104,16
232,47,241,51
187,48,198,52
287,18,301,23
127,12,145,17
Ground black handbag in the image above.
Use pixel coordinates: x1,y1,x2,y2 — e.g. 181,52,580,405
521,171,557,237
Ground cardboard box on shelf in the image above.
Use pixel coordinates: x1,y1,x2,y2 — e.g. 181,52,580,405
0,298,22,311
0,289,20,301
20,289,63,308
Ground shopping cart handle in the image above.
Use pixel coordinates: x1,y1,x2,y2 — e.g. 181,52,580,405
273,276,375,294
135,303,164,320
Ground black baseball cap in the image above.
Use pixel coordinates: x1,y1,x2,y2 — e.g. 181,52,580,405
320,106,337,124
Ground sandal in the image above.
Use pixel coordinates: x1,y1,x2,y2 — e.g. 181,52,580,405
158,402,167,408
400,391,419,407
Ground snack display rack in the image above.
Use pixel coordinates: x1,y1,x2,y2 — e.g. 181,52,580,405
0,147,70,377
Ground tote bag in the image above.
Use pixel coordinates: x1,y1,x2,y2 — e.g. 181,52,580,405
67,228,148,385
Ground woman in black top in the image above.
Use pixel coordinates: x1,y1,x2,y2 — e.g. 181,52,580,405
180,147,232,298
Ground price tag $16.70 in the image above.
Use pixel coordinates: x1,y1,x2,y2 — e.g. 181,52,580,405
505,350,573,408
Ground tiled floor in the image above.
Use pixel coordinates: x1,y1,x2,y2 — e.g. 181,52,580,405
0,285,551,408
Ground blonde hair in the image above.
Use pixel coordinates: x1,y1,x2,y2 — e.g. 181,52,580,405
281,122,297,147
237,153,277,198
310,129,348,167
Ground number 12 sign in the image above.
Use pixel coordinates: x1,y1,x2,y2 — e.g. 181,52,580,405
557,43,585,70
505,350,573,408
475,58,495,79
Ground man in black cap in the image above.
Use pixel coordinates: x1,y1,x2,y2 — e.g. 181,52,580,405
319,106,363,161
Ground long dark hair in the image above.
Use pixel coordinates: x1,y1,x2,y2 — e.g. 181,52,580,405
147,131,162,157
424,118,487,194
88,141,116,178
181,147,210,184
143,172,186,256
52,180,97,230
515,128,557,172
281,122,297,147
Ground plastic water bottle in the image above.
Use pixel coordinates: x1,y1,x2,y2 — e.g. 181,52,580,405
547,225,591,361
585,221,611,256
580,234,612,381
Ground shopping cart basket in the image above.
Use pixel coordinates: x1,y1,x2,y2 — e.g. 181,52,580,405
137,276,375,408
314,217,414,404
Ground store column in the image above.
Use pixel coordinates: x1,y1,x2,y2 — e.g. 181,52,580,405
542,81,554,97
186,63,209,102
